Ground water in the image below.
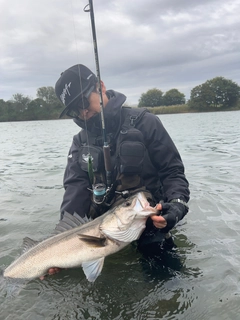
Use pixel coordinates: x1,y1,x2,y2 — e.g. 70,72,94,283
0,111,240,320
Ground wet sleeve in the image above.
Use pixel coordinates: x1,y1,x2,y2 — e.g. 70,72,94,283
60,134,92,218
138,113,190,202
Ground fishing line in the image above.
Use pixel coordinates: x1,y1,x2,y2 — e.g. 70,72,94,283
84,2,105,140
69,0,97,186
69,0,113,200
70,0,93,153
84,0,112,188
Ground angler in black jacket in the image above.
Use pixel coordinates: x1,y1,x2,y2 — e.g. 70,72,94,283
55,64,190,254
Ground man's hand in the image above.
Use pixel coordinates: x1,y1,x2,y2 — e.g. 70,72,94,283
151,201,188,233
151,203,167,229
39,267,62,280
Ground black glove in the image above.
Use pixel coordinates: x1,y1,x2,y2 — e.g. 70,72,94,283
160,202,188,233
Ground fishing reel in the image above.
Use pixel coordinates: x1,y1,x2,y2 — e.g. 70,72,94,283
92,183,107,204
92,184,132,205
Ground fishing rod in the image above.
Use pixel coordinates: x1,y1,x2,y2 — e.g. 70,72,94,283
84,0,112,198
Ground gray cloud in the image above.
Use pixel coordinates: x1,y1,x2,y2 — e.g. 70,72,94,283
1,0,240,104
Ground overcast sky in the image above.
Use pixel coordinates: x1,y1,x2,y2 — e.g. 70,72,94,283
1,0,240,105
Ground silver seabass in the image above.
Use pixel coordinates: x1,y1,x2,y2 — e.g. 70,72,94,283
4,192,157,282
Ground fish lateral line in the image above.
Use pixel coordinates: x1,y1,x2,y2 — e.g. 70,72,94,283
78,234,107,247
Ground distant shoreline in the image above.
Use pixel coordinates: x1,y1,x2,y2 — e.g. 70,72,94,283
144,104,240,115
1,104,240,123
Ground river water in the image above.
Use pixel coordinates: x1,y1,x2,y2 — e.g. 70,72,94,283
0,111,240,320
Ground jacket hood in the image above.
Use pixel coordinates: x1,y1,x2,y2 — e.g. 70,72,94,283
73,90,126,135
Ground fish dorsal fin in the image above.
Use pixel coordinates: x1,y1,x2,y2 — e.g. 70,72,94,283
101,219,146,243
52,212,91,235
22,237,40,254
82,257,105,282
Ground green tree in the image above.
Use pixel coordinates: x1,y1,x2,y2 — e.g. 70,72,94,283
189,83,216,109
163,89,185,106
189,77,240,109
138,88,163,107
0,99,9,121
37,86,59,105
8,94,32,121
11,93,31,113
3,102,16,121
208,77,240,107
24,98,48,120
0,87,64,121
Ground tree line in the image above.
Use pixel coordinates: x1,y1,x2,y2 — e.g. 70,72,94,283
0,87,63,122
138,76,240,110
138,88,185,107
1,76,240,122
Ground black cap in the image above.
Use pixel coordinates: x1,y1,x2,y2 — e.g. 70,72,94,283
55,64,97,118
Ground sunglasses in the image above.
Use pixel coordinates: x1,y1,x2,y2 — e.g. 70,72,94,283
66,96,90,118
66,85,96,118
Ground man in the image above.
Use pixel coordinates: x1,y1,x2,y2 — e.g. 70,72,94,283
55,63,190,256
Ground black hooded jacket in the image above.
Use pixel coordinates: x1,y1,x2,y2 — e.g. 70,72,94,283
60,90,190,217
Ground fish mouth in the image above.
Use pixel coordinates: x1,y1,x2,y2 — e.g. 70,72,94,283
134,193,157,216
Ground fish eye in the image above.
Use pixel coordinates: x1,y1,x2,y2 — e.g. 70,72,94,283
125,201,131,206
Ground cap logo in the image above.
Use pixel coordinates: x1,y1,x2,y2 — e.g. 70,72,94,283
87,74,93,80
60,82,71,105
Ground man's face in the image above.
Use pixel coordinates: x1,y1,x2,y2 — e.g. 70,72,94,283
78,91,101,120
78,82,108,120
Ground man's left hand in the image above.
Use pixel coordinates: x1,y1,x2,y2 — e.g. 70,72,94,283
151,203,167,228
151,202,188,232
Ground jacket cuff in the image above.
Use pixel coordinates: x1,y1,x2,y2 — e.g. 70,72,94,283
170,198,189,211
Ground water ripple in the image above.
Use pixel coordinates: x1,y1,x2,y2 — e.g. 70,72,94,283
1,113,240,319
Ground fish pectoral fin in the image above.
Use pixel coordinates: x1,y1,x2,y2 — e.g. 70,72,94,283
22,237,41,254
78,234,106,247
82,257,105,282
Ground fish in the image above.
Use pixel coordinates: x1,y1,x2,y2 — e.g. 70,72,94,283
4,192,157,282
